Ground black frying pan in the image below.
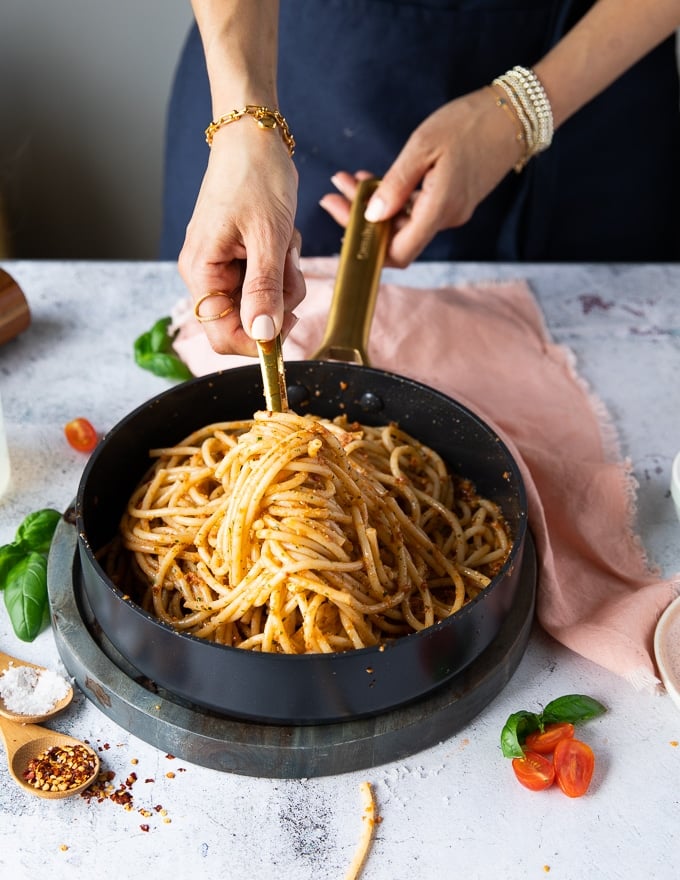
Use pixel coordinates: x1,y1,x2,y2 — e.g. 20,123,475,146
75,182,528,724
76,362,527,723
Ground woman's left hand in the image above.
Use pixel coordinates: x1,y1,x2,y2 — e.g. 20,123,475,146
319,87,525,267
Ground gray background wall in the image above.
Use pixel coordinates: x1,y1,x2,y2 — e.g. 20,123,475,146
0,1,193,260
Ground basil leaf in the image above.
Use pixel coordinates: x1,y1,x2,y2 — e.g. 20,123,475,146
0,543,25,589
149,317,173,353
541,694,607,726
134,329,153,358
4,552,49,642
14,508,61,554
135,350,193,381
134,318,193,381
500,710,541,758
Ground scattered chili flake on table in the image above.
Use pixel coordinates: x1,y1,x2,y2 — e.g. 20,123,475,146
23,744,97,793
78,744,173,829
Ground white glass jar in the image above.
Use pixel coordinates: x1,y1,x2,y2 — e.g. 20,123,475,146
0,394,10,497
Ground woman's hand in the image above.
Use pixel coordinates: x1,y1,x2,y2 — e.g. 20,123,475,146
319,87,524,267
178,122,306,356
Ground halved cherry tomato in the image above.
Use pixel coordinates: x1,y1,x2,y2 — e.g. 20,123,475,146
511,751,555,791
525,721,575,754
64,417,98,453
554,737,595,798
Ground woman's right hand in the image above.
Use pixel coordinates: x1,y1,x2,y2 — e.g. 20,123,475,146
177,120,306,357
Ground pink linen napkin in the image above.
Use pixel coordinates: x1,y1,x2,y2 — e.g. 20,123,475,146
173,257,678,689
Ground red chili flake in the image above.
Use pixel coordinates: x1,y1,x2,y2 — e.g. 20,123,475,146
23,744,97,793
140,824,150,833
110,788,133,806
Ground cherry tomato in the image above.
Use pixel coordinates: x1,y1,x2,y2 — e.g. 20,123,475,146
64,417,98,453
554,737,595,798
511,751,555,791
525,721,575,754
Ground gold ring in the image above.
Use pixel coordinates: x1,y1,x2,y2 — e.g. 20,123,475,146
193,292,235,323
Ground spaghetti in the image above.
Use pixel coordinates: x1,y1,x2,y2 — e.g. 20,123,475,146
345,781,379,880
103,410,511,653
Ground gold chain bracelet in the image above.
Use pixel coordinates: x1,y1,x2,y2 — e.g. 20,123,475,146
205,105,295,156
487,85,530,173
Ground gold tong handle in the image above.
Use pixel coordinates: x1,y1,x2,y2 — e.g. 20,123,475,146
311,178,390,365
256,334,288,412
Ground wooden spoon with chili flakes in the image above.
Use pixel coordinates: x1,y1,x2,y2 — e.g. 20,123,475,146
0,714,99,799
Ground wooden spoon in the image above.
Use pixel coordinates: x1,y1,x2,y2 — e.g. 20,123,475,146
0,715,100,799
0,650,73,723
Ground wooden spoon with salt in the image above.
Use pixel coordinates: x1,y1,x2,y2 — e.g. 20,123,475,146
0,650,73,723
0,715,100,799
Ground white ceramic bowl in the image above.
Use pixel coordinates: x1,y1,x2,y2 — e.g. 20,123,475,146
654,594,680,713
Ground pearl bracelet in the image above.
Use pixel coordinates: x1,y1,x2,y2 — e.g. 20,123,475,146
491,66,553,171
205,105,295,156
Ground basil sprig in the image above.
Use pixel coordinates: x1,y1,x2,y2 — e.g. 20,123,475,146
0,508,61,641
501,694,606,759
134,317,193,381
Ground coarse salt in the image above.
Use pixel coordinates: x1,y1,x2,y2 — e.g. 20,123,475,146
0,663,70,715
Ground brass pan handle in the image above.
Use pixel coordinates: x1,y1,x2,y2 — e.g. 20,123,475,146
311,179,390,365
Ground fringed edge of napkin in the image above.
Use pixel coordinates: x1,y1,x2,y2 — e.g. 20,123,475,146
557,337,668,588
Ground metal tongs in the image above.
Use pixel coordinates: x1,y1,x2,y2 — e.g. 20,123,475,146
256,178,391,410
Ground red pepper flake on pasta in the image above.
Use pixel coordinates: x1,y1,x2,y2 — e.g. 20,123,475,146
103,411,512,655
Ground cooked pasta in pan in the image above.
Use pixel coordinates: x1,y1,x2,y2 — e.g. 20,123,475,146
102,410,512,653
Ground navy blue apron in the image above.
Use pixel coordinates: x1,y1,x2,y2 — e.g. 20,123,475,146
160,0,680,261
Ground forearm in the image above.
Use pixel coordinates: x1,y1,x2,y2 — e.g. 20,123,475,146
191,0,280,111
534,0,680,128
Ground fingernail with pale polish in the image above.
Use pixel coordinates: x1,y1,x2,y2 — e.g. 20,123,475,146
290,247,300,270
364,196,385,223
251,314,277,341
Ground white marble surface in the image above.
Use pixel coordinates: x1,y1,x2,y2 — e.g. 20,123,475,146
0,260,678,880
